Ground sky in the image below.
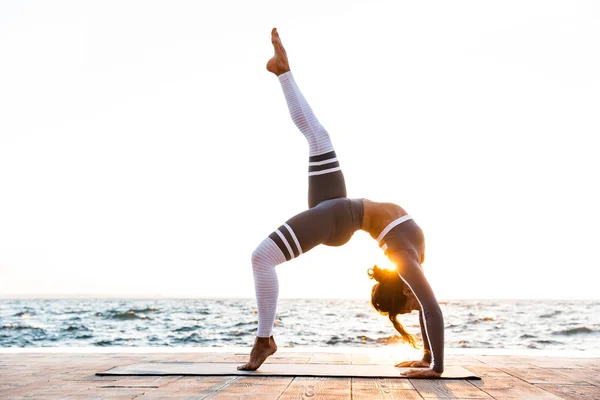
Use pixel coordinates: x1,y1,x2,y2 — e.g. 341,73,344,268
1,1,599,300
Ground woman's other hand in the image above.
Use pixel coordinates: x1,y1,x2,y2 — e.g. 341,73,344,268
400,368,442,378
395,360,430,368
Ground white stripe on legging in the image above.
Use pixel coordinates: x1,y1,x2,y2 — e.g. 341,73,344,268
283,223,303,256
376,215,413,244
307,166,341,177
275,229,295,259
308,157,338,166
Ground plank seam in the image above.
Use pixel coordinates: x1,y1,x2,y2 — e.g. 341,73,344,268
200,376,239,400
276,376,296,400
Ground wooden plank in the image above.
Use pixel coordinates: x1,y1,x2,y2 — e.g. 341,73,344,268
308,353,352,364
353,353,395,365
500,367,590,385
352,378,422,399
547,367,600,386
528,358,586,369
136,376,238,398
278,377,351,400
535,383,600,400
574,359,600,369
468,376,532,390
462,366,513,378
353,376,415,391
2,352,600,400
204,376,293,400
482,386,567,399
409,379,492,399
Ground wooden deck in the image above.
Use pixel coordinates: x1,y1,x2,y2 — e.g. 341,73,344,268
1,351,599,399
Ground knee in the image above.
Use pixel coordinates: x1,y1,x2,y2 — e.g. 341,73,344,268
251,248,262,270
251,245,272,272
251,237,286,272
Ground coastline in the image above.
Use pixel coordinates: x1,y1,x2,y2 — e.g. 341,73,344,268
2,346,600,358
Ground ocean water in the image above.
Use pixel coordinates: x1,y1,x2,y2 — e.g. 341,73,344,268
0,299,598,352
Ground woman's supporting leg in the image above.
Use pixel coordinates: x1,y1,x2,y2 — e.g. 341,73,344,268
278,71,347,208
251,237,287,338
253,204,335,338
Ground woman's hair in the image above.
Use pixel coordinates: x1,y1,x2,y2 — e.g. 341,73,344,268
368,265,418,348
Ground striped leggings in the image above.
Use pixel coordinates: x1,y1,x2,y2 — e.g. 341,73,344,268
252,71,363,337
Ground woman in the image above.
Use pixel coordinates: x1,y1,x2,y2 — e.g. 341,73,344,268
238,28,444,379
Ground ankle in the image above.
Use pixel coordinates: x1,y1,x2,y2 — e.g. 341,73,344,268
256,336,271,345
276,67,291,76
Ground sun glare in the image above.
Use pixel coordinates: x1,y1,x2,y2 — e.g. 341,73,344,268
372,252,398,272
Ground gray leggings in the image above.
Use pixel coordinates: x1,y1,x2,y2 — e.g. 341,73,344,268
267,150,363,261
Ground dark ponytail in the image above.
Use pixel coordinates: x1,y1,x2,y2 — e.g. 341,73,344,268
368,265,418,348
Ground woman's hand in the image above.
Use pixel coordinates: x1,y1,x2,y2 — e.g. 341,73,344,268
395,360,430,368
400,368,442,378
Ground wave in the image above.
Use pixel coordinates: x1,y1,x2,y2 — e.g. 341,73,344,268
2,324,45,331
231,321,257,328
175,333,206,344
105,310,152,320
553,327,595,336
128,307,158,313
540,310,562,318
173,325,201,333
62,325,89,332
75,334,93,340
13,311,33,317
468,317,494,324
94,338,129,346
520,334,536,339
535,339,564,345
325,335,403,346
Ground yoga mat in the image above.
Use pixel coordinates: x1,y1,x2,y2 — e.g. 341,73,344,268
97,362,480,380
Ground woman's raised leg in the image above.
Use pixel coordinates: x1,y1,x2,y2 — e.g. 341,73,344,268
267,28,347,208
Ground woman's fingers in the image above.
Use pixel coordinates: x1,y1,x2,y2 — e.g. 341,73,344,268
400,368,442,378
395,360,430,368
395,361,414,367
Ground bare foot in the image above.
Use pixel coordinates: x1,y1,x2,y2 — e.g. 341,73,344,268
266,28,290,76
237,336,278,371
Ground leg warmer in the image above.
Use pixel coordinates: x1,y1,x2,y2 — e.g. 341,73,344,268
278,71,334,157
251,237,286,337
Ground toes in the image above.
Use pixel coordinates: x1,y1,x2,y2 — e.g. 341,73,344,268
237,362,258,371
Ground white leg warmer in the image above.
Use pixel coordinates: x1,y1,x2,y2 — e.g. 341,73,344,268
252,237,287,337
278,71,334,157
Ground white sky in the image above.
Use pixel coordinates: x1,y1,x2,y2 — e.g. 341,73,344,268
1,1,599,300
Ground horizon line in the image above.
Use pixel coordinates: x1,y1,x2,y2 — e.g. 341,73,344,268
0,294,598,301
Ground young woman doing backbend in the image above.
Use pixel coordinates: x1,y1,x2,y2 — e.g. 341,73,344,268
238,28,444,379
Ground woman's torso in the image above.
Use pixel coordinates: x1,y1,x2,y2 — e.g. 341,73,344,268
362,199,409,240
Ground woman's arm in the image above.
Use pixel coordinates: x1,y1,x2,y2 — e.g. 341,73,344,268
394,313,431,368
395,250,444,374
419,311,433,363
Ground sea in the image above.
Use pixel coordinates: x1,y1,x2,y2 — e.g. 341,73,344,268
1,299,599,352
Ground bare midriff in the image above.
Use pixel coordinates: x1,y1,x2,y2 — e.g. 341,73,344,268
361,199,409,241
